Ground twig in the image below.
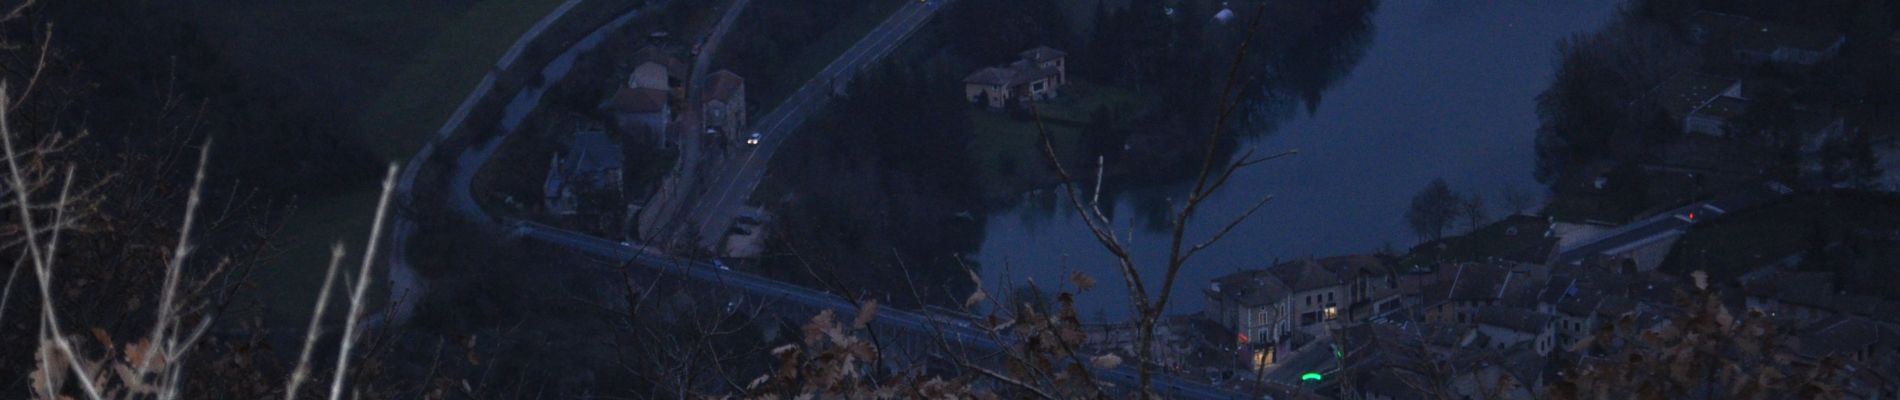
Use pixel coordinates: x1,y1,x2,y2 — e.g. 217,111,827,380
328,164,400,400
287,245,347,400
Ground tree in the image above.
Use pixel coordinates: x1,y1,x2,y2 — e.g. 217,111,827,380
1499,184,1537,216
1460,192,1489,232
1406,178,1462,242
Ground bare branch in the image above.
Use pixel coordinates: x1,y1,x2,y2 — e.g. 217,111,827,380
329,164,400,400
287,244,347,400
1181,193,1276,263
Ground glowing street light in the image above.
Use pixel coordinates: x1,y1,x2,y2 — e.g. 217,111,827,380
1300,372,1323,382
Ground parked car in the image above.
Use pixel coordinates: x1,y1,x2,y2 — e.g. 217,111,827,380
746,131,762,145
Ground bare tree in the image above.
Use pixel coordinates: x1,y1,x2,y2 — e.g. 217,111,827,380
1027,2,1290,397
1406,178,1461,242
1461,192,1488,232
1498,184,1536,216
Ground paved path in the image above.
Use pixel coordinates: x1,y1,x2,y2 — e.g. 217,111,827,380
635,0,752,244
678,0,947,248
1553,181,1789,266
382,2,650,327
511,219,1249,399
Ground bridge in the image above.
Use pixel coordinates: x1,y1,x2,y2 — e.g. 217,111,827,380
511,220,1252,399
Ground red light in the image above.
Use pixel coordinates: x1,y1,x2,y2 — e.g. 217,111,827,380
1238,332,1250,344
1687,212,1696,220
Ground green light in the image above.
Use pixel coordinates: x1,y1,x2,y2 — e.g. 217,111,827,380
1301,372,1323,381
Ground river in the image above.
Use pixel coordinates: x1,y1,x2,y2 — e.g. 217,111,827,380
976,0,1621,320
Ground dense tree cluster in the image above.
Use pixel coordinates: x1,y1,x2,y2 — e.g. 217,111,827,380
764,62,983,308
1534,0,1900,187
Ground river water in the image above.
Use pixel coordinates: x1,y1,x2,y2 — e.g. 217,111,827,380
976,0,1620,319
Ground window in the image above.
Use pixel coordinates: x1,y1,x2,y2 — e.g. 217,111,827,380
1327,293,1333,303
1323,306,1338,320
1032,81,1045,91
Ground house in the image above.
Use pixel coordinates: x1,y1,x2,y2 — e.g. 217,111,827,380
606,46,685,145
605,87,671,144
628,45,686,91
1083,315,1239,377
701,69,747,141
544,131,625,215
1204,255,1399,367
1742,270,1843,324
1407,215,1561,267
1470,306,1557,356
1420,262,1540,325
962,46,1069,109
1447,348,1548,400
1653,73,1746,137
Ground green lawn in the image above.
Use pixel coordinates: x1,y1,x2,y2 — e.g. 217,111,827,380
244,189,390,330
1661,192,1900,288
355,0,578,160
196,0,576,327
1030,82,1145,124
965,81,1149,197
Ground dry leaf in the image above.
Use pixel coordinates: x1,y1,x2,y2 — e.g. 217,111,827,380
964,269,987,308
803,310,836,346
90,328,113,351
771,344,799,356
1069,271,1096,290
1090,353,1123,369
853,300,879,330
1691,270,1709,290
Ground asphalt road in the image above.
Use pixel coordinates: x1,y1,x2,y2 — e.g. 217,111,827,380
683,0,947,248
1553,182,1788,265
512,219,1250,399
1261,338,1340,385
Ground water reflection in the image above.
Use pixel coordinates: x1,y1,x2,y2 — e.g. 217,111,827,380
979,0,1620,320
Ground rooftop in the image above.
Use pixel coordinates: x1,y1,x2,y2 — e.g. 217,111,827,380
606,87,670,114
1474,305,1553,334
704,69,744,102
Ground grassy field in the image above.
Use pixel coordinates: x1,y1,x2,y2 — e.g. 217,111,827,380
354,0,578,160
966,81,1147,198
187,0,578,327
248,189,390,329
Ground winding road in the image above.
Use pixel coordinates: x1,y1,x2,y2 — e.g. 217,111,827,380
662,0,946,248
512,219,1249,399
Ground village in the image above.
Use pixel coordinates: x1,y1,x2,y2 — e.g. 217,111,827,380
488,0,1900,397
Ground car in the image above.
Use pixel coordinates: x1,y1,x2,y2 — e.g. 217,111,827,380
745,131,762,145
714,260,731,271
